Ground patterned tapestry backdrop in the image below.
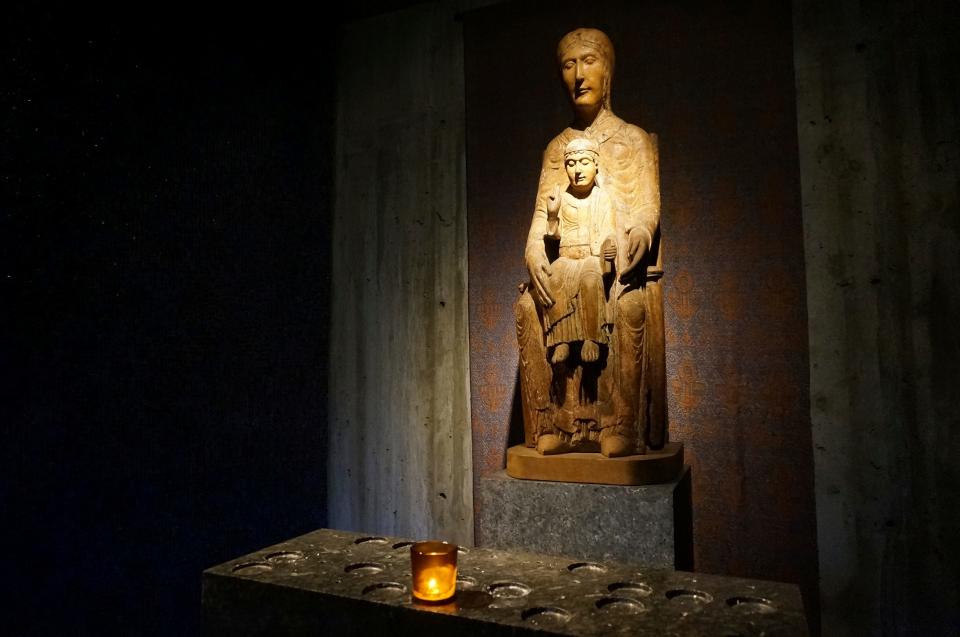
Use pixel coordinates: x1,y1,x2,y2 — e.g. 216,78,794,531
464,0,819,618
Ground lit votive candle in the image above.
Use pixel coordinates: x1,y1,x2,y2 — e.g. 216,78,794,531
410,541,458,603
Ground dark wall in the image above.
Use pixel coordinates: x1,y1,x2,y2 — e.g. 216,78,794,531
4,5,332,635
794,1,960,633
464,0,819,627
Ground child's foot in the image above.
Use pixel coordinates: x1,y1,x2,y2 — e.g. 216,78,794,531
551,343,570,364
581,340,600,362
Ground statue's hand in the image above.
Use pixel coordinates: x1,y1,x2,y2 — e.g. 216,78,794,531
546,185,561,219
618,227,649,282
526,249,554,308
601,237,617,261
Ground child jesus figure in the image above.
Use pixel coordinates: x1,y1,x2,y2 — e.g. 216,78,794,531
543,136,617,364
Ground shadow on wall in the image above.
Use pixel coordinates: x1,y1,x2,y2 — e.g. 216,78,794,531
6,5,335,635
507,371,526,450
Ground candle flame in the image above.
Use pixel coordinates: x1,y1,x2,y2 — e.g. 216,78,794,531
410,544,457,602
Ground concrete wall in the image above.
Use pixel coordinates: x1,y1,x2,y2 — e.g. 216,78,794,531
328,3,473,545
794,0,960,633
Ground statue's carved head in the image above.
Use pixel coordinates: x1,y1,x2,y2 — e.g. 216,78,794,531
564,137,600,190
556,28,615,111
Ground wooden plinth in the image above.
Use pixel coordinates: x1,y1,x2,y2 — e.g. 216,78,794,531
506,442,684,486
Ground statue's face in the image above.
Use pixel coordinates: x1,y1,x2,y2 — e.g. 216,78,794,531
560,44,607,108
565,153,597,189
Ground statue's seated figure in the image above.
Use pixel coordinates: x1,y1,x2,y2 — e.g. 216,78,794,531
515,28,666,460
543,137,617,367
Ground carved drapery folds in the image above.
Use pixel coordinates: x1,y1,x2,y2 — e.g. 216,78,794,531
515,28,666,459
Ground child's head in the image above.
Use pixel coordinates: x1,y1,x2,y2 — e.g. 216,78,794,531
564,137,600,190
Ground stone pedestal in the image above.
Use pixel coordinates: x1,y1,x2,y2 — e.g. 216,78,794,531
478,466,692,569
202,527,808,636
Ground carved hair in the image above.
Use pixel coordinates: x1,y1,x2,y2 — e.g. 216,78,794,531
556,28,615,109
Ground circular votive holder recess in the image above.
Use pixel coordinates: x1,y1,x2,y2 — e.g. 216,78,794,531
410,541,458,603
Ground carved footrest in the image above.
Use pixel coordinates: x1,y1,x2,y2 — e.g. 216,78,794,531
506,442,683,485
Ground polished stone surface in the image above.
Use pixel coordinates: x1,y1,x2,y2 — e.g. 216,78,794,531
479,467,691,569
203,527,807,635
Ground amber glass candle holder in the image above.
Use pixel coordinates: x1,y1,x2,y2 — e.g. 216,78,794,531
410,541,458,603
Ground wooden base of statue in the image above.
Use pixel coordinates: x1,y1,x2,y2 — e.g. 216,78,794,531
505,442,683,486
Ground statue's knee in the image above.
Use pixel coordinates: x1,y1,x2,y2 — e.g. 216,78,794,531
617,290,646,328
515,290,538,326
579,272,602,294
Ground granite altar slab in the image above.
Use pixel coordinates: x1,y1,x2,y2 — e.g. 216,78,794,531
202,527,806,636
